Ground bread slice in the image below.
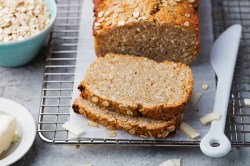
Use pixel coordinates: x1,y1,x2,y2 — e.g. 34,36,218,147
73,97,178,138
93,0,199,64
79,53,193,120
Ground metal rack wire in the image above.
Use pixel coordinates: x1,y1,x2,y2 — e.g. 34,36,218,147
38,0,250,146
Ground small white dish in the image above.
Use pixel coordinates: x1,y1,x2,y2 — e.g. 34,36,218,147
0,98,36,166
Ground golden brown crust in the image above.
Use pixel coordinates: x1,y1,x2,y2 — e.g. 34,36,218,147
72,97,178,138
78,53,194,120
93,0,199,33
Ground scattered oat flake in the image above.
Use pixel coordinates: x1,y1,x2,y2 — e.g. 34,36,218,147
88,121,99,127
109,131,117,137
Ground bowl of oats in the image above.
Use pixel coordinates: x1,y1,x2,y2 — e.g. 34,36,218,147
0,0,57,67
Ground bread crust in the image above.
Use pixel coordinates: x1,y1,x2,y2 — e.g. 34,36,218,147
78,53,194,120
73,97,178,138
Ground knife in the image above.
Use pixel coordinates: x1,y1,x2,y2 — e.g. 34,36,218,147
200,24,242,158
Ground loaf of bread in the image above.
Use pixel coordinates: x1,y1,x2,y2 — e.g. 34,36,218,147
78,53,193,120
93,0,199,64
73,97,178,138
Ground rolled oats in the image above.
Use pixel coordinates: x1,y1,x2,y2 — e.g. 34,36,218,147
0,0,50,43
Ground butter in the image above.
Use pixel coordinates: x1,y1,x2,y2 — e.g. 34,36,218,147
62,121,84,136
0,113,17,155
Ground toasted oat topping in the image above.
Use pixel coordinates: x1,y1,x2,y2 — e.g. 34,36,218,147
94,0,153,31
94,0,197,32
184,21,190,26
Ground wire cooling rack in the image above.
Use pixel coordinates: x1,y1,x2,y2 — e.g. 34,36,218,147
38,0,250,146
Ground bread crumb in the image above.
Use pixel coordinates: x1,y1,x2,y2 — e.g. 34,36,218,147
109,131,117,137
88,121,99,127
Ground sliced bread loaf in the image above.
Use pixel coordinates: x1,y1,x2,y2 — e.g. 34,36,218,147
73,97,178,138
79,53,194,120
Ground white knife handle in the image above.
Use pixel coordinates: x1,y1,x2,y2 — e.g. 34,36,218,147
200,80,231,158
